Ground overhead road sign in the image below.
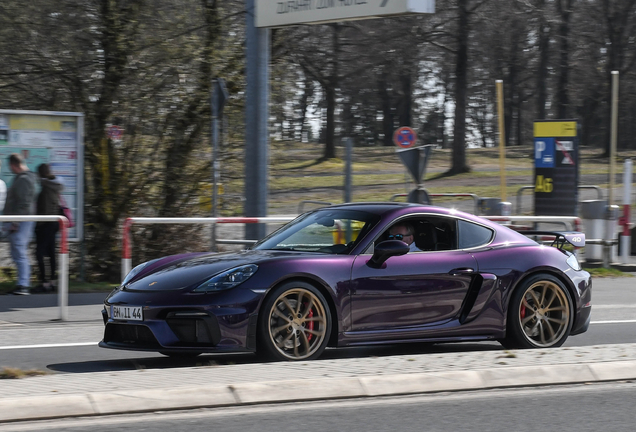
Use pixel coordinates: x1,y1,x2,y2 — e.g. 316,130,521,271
256,0,436,28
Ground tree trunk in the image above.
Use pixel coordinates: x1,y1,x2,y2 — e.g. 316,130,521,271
536,0,550,120
556,0,572,119
322,24,340,159
450,0,470,174
378,70,394,147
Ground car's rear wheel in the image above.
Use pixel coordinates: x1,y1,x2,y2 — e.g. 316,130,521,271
257,281,331,361
502,274,573,349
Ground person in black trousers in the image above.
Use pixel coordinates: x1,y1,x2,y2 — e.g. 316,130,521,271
35,163,64,292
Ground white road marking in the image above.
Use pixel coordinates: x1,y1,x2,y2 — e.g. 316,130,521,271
0,342,97,350
0,320,635,350
590,319,636,324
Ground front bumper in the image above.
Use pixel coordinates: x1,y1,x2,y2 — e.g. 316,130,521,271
100,288,262,353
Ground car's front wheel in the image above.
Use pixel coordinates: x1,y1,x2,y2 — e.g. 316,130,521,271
257,281,331,361
502,274,573,349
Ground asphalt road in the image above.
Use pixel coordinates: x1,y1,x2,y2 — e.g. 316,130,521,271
1,277,635,373
1,382,634,432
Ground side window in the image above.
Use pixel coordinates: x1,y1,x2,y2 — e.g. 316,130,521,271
375,217,458,252
458,220,494,249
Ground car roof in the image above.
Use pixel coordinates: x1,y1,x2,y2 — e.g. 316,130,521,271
318,202,461,217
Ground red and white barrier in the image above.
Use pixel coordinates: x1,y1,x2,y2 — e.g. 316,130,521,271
620,159,632,262
0,215,69,320
121,216,295,281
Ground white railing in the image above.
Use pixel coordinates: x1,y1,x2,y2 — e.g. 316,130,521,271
121,216,295,281
482,215,582,231
0,215,70,320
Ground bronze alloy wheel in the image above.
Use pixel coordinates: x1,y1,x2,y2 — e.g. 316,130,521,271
517,279,571,347
266,286,329,360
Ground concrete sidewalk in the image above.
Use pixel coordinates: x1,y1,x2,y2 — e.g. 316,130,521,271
1,294,636,423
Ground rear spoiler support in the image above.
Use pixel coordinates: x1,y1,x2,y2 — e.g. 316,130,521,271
521,231,585,250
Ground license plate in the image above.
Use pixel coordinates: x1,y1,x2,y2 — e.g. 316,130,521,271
111,305,143,321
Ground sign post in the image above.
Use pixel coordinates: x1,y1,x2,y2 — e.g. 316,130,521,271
211,79,228,251
244,1,436,242
533,120,579,216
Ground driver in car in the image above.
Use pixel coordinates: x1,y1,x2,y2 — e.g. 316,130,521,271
388,223,422,252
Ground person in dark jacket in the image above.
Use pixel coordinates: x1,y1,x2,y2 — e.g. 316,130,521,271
4,153,37,295
35,163,64,292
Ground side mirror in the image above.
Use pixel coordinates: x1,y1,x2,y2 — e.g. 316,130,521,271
369,240,409,268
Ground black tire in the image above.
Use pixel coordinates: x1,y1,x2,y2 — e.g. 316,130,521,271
501,273,573,349
257,281,332,361
159,351,202,358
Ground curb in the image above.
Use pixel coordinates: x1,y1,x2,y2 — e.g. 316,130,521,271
2,360,635,423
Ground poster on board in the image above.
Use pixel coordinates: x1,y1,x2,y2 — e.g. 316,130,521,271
0,110,84,241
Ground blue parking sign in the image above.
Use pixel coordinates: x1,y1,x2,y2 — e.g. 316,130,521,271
534,138,555,168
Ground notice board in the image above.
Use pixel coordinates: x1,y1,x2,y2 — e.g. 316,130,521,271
0,110,84,240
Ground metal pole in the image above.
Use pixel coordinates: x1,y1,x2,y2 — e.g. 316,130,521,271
605,71,619,267
344,137,352,203
211,79,220,252
609,71,619,206
496,80,506,201
245,0,270,241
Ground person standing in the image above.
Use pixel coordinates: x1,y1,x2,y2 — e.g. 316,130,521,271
34,164,63,292
4,153,37,295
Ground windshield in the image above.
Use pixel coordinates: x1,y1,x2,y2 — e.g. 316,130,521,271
252,209,380,254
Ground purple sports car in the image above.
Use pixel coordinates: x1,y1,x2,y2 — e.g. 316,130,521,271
100,203,592,361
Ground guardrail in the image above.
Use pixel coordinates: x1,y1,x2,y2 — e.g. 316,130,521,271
482,215,582,232
122,216,295,281
516,185,604,214
0,215,70,320
390,192,480,213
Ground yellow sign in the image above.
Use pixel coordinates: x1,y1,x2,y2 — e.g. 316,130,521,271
9,115,77,132
534,121,577,137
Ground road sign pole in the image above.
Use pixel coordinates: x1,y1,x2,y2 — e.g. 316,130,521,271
496,80,506,201
245,0,270,241
344,137,353,203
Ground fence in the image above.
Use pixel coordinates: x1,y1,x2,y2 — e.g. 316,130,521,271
121,214,587,282
0,215,70,320
121,216,295,280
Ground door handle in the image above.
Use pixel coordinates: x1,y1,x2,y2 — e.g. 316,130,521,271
449,267,475,276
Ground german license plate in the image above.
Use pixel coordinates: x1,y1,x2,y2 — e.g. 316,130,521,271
111,305,143,321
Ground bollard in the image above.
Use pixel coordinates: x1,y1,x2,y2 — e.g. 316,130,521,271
604,205,620,268
621,159,632,263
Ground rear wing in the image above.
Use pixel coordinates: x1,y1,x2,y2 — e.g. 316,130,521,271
521,231,585,250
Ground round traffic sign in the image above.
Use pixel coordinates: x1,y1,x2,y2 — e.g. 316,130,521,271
107,125,123,141
393,126,417,148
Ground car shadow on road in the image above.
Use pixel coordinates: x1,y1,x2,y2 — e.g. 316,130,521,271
46,341,502,374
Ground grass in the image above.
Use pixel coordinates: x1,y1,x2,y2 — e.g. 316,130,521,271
584,267,632,278
0,367,48,379
0,270,119,294
221,143,635,214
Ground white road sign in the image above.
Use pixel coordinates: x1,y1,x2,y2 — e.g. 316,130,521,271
256,0,435,28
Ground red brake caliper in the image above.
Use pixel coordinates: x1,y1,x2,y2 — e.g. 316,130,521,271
520,299,527,320
306,306,314,341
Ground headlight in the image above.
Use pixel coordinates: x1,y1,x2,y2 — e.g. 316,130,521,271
565,251,582,271
193,264,258,292
122,259,159,286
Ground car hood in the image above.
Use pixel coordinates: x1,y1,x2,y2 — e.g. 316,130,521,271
124,249,307,292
